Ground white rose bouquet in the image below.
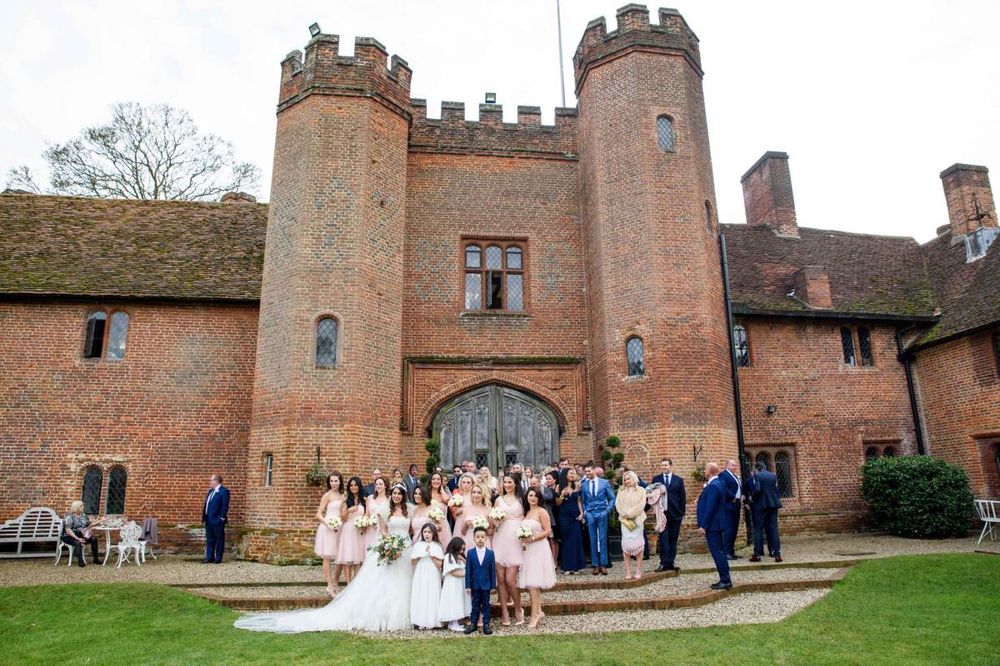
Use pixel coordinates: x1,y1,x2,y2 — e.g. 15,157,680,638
470,516,490,531
353,515,373,532
515,525,534,550
427,506,446,523
326,516,343,531
448,494,464,507
488,507,506,523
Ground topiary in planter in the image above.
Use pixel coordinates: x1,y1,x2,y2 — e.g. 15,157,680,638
861,455,975,538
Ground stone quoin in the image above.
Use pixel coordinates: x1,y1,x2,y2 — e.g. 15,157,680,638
1,6,998,562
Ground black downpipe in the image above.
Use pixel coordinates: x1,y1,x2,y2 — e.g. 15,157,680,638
896,324,926,455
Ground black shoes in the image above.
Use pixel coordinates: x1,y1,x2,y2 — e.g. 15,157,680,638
727,554,742,561
654,565,668,572
483,626,493,635
463,625,478,635
710,582,733,590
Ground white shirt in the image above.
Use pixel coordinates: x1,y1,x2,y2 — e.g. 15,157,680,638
205,487,217,512
726,469,742,499
475,546,486,565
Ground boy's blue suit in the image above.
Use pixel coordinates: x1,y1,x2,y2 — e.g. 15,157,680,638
580,476,616,567
465,547,497,628
696,477,731,585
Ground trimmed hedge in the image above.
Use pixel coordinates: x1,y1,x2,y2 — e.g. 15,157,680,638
861,455,976,538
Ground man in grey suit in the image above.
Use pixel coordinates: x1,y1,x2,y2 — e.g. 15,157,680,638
747,461,782,562
403,464,420,503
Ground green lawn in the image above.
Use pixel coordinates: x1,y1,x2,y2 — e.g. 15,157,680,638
1,553,998,665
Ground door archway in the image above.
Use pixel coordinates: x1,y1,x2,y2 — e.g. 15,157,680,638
432,384,559,472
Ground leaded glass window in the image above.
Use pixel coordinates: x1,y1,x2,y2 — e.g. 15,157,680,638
993,332,1000,377
106,466,127,514
507,274,524,311
475,452,489,469
82,466,103,515
505,452,518,467
858,327,874,366
865,446,880,461
465,273,482,309
626,337,645,377
315,317,338,368
656,115,675,152
755,451,771,471
774,452,792,498
465,245,481,269
840,327,856,367
107,312,129,360
84,311,107,358
463,241,525,312
506,247,522,270
264,454,273,487
733,325,750,367
882,446,897,457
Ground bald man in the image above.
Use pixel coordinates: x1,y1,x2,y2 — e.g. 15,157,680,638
696,462,731,589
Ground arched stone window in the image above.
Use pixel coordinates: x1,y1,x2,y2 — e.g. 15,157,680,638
733,325,750,367
106,466,127,514
882,446,897,457
463,241,525,312
656,115,676,152
84,311,107,358
81,466,103,515
857,327,874,366
315,316,338,368
774,451,793,498
865,446,880,461
107,311,129,360
755,451,771,471
626,337,645,377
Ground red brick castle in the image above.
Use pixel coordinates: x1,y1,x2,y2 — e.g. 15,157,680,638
1,6,997,560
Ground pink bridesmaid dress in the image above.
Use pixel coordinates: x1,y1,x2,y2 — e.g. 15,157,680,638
337,501,366,565
428,499,452,546
517,517,556,589
492,495,524,567
313,498,342,559
458,503,492,551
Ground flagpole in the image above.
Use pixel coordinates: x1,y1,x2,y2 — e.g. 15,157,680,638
556,0,567,107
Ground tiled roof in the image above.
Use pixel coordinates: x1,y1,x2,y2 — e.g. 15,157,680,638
914,230,1000,345
721,224,936,319
0,193,266,301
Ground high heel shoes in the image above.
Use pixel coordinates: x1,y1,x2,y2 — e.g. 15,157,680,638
528,611,545,629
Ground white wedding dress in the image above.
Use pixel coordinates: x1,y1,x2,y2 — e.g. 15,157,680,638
235,508,414,633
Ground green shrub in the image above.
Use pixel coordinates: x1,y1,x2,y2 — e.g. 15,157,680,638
861,455,975,538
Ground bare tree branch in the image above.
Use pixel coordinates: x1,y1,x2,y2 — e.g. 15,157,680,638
3,165,43,193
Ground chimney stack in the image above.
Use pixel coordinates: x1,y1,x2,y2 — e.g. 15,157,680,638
939,164,996,236
741,151,799,238
793,266,832,309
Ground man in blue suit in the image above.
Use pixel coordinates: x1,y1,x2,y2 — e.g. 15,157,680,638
652,457,686,572
747,461,783,562
580,464,616,575
719,459,743,559
464,526,496,635
696,462,732,589
202,474,230,564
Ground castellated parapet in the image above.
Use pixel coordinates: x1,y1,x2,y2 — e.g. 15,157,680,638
278,33,412,117
573,5,702,93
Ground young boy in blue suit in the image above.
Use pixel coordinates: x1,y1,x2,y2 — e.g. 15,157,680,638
464,526,497,635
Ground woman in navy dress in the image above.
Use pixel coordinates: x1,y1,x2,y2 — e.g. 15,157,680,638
554,468,585,574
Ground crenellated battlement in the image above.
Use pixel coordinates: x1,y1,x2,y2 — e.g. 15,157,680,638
409,100,577,160
573,5,701,93
278,33,411,118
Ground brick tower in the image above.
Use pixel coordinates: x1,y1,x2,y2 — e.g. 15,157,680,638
241,32,411,560
574,6,738,467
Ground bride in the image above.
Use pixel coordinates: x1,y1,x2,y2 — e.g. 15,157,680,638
235,481,414,633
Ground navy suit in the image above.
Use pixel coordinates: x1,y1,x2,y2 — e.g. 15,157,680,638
465,547,497,629
580,476,616,567
719,468,742,556
748,470,782,557
202,485,230,563
696,477,731,585
652,472,686,568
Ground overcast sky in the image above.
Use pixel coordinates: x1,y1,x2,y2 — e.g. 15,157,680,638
1,1,997,241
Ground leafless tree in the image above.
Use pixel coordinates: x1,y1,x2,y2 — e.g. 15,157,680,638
4,102,260,200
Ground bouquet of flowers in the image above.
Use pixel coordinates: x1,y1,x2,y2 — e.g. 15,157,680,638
489,507,507,523
368,533,410,566
470,516,490,531
353,515,374,532
427,506,446,523
515,525,534,550
326,516,343,531
448,494,464,508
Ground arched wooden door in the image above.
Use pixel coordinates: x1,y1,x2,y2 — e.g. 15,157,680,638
432,385,559,472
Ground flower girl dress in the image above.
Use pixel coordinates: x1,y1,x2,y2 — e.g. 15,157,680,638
409,540,443,629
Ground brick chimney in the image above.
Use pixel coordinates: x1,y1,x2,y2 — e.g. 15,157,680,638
940,164,996,236
793,266,832,309
220,191,257,203
741,151,799,238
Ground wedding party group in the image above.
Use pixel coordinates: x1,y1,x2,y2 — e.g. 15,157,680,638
233,455,784,634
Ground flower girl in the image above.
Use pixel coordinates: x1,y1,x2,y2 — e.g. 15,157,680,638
438,537,471,632
410,522,444,629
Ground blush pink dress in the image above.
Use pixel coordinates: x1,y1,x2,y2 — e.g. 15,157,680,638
457,503,492,551
492,495,524,567
364,498,389,549
517,517,556,589
337,500,367,565
313,497,342,559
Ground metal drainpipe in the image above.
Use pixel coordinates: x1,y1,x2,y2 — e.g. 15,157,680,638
896,324,926,455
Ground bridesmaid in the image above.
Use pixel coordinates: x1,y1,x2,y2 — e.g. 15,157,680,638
313,472,346,597
555,468,585,574
458,482,494,551
338,476,367,582
409,484,436,541
492,473,526,626
518,487,556,629
365,477,390,548
448,473,476,525
615,470,648,579
426,471,453,546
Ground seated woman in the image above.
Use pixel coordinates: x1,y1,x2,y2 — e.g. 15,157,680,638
62,500,104,567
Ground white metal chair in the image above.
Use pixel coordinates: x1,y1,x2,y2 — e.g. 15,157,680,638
54,520,84,567
105,521,143,568
975,499,1000,544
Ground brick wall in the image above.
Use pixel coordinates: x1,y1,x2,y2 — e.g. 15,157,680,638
0,300,257,525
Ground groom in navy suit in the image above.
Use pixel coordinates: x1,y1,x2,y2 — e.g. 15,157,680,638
696,462,732,589
202,474,230,564
747,461,783,562
464,526,496,634
580,465,616,575
652,458,686,572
